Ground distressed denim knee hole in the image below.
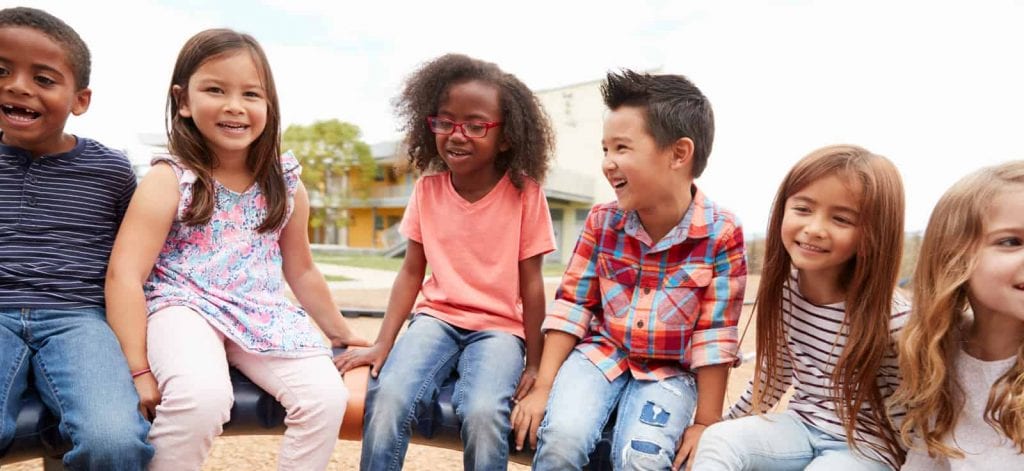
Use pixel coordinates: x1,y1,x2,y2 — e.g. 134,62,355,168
638,401,670,427
621,439,672,470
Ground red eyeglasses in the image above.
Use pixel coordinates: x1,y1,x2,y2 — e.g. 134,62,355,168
426,116,503,138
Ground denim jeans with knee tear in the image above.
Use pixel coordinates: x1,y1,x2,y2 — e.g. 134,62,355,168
532,350,698,470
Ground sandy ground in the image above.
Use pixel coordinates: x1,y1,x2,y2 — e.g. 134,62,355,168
5,278,760,470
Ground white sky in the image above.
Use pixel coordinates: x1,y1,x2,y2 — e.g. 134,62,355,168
23,0,1024,234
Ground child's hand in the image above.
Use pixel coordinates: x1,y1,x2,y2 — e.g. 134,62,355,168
133,373,161,422
513,365,540,401
329,329,373,349
673,422,710,471
333,343,389,377
510,385,550,451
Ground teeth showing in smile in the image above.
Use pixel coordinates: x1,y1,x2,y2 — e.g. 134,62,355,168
447,149,470,158
218,122,249,133
1,104,41,122
610,178,627,189
797,241,827,253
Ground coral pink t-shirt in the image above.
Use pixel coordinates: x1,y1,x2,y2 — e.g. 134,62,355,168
400,172,556,338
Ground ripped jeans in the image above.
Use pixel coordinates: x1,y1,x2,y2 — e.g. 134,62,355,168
532,350,697,470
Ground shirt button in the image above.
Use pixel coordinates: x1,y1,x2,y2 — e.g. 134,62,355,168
643,287,651,295
637,320,644,328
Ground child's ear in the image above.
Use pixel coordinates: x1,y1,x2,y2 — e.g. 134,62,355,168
172,85,192,118
70,88,91,116
499,137,510,153
669,137,694,170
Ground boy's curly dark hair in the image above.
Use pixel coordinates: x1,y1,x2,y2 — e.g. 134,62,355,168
0,7,91,89
602,70,714,178
394,53,554,189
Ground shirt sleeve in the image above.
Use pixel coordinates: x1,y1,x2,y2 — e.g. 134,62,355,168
399,179,422,243
542,206,603,339
689,219,747,369
115,164,138,225
518,182,556,261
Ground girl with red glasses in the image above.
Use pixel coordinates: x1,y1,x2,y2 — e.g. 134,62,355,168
336,53,556,471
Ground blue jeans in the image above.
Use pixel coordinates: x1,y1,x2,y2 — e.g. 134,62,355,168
532,350,698,470
361,315,525,471
0,308,154,470
692,412,890,470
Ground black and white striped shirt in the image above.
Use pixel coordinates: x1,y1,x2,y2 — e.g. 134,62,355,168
728,274,910,469
0,136,136,309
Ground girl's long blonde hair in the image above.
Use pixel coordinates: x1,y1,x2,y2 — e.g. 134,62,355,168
752,145,906,465
894,161,1024,457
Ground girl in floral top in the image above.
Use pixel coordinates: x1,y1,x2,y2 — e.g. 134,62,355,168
106,29,368,471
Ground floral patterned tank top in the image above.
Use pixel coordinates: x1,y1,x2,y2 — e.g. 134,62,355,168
143,152,327,357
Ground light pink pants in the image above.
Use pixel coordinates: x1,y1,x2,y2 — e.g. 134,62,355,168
146,306,347,471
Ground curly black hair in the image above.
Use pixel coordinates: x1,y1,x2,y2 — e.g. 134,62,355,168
0,7,91,89
602,70,714,178
394,53,554,189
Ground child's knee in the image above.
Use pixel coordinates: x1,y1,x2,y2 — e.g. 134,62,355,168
618,435,675,471
290,378,348,425
160,379,234,426
692,421,741,466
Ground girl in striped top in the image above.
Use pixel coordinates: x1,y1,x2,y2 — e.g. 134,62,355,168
693,145,908,470
897,161,1024,470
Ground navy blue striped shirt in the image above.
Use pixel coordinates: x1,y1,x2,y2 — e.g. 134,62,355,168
0,135,136,309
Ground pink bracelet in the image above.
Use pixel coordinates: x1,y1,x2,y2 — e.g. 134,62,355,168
131,368,152,378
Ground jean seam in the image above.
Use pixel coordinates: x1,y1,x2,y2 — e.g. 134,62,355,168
1,342,29,437
33,351,75,448
386,345,460,471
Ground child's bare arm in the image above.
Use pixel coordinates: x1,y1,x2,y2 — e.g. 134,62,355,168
511,330,578,450
515,253,546,399
334,239,426,376
674,363,730,470
280,182,369,348
105,163,179,419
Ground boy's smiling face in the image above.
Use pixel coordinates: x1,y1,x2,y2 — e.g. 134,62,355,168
601,106,680,212
0,26,90,157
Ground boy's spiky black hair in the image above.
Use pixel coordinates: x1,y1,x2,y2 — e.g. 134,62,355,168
602,70,714,177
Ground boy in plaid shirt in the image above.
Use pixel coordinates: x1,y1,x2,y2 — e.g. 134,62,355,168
512,70,747,470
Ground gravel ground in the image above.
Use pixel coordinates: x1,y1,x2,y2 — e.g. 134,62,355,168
5,278,759,470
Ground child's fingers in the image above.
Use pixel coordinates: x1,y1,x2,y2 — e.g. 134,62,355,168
513,412,529,450
529,419,540,449
347,336,373,348
673,438,692,471
513,382,527,402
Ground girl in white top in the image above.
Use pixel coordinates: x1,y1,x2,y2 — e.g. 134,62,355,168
896,161,1024,470
693,145,908,470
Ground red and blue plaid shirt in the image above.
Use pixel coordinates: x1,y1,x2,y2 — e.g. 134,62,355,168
543,187,747,381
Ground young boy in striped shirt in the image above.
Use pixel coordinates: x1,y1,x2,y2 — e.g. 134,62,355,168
512,69,747,470
0,7,153,468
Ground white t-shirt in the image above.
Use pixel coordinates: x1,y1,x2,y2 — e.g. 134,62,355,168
902,349,1024,470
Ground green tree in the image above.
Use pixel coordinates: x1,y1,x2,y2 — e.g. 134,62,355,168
282,119,376,234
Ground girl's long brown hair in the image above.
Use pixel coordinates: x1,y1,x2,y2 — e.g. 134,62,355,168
165,28,286,232
752,145,906,465
894,161,1024,457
